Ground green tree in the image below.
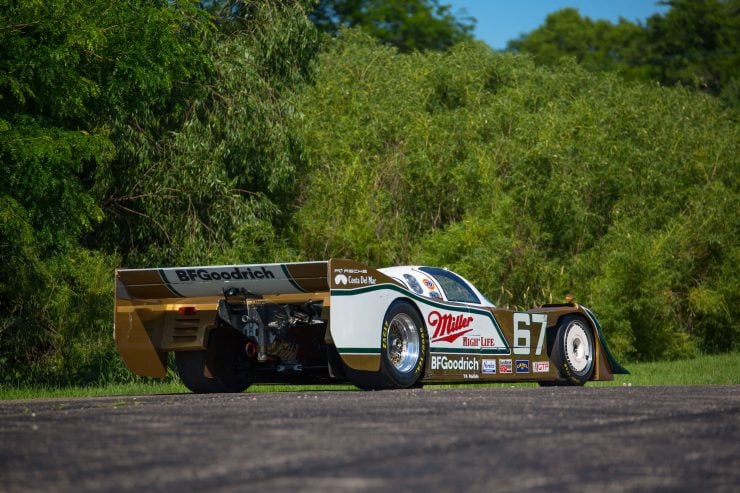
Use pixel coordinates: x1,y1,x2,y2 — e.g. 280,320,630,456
507,8,649,81
310,0,475,52
645,0,740,106
107,0,320,266
0,0,214,385
508,1,740,109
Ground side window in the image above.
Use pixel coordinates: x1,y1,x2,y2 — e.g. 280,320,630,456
419,267,480,304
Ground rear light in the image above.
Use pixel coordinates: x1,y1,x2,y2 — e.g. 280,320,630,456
178,306,198,315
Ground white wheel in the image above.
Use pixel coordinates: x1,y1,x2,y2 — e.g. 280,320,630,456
552,316,595,385
564,321,593,376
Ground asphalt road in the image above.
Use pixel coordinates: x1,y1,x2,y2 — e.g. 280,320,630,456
1,385,738,492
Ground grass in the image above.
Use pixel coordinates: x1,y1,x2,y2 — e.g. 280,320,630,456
1,352,737,401
593,351,740,387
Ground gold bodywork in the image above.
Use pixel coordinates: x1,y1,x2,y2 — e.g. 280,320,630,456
114,263,331,377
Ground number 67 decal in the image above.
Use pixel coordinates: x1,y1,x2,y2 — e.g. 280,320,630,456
513,313,548,355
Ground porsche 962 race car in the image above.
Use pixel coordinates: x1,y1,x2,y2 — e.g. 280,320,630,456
115,259,627,392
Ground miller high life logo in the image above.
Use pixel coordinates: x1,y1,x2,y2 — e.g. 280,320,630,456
428,311,474,343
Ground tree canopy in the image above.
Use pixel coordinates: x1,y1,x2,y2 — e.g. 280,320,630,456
310,0,475,52
508,0,740,110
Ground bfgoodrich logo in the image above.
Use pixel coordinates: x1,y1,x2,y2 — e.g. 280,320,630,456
431,355,479,371
174,266,275,282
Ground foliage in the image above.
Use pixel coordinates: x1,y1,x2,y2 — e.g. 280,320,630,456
294,32,739,361
103,0,319,266
310,0,475,52
0,0,214,386
508,1,740,110
1,2,738,388
507,8,649,81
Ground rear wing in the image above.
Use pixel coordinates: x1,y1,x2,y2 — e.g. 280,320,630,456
115,261,331,377
116,261,330,300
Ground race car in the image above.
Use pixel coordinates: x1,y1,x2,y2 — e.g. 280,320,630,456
114,259,628,392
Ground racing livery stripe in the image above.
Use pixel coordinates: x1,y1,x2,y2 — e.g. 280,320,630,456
284,262,330,292
336,348,381,354
281,264,307,293
116,269,177,299
331,283,510,353
430,347,509,355
158,268,184,297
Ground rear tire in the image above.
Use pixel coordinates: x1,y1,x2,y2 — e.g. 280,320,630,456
175,329,252,393
550,315,595,386
381,300,427,388
345,299,428,390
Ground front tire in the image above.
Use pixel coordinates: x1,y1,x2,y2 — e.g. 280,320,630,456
551,315,595,386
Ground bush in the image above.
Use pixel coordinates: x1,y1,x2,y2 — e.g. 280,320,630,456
293,32,739,360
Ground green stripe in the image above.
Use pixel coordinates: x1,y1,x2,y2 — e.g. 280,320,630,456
431,348,478,354
158,269,184,297
281,265,306,293
481,348,510,355
332,283,511,354
337,348,380,354
431,348,510,355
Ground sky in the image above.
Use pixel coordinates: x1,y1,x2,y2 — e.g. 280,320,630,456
447,0,671,50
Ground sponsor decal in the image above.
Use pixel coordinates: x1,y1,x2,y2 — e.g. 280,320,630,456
499,359,512,374
482,359,497,374
463,336,480,348
431,355,479,371
334,267,367,275
533,361,550,373
422,278,434,289
174,266,275,282
515,360,530,373
462,336,500,348
332,269,376,286
428,311,474,343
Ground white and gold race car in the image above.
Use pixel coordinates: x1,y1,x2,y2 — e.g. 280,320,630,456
115,259,627,392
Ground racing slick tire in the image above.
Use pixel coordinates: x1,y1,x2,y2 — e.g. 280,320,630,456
550,315,595,386
344,299,428,390
175,328,252,393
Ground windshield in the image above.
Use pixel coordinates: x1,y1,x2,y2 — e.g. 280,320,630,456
419,267,481,304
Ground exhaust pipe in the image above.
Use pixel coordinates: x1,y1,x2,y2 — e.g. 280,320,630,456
245,341,258,358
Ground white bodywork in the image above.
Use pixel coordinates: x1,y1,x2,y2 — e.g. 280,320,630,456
330,266,509,364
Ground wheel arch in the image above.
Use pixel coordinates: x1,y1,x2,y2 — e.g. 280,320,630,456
550,308,628,381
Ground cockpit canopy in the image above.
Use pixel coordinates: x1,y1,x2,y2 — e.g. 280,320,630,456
378,266,494,307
